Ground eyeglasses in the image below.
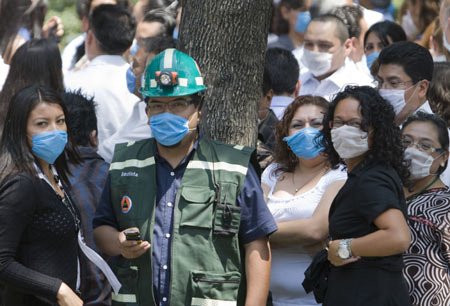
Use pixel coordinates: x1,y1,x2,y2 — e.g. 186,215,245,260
330,119,362,129
146,99,194,114
401,137,443,154
373,78,415,90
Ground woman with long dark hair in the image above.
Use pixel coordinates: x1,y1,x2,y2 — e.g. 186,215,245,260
0,85,81,306
320,85,412,306
0,38,64,135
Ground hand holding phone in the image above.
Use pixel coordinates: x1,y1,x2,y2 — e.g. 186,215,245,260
124,229,142,243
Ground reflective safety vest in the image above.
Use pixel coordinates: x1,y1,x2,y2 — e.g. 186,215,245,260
108,137,253,306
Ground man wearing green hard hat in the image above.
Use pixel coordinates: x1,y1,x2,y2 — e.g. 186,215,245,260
93,48,277,306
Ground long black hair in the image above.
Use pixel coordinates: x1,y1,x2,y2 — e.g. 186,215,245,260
0,85,79,185
320,85,410,184
0,38,64,134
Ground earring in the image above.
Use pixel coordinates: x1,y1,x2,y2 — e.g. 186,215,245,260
441,163,446,167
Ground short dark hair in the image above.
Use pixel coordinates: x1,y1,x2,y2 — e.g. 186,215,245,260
274,95,329,173
377,41,434,83
0,85,79,185
141,8,176,37
262,67,272,96
62,90,98,147
265,47,299,95
310,14,349,44
332,5,363,39
142,36,176,54
320,85,410,184
364,21,406,51
89,4,136,55
427,62,450,127
402,111,449,174
0,39,64,134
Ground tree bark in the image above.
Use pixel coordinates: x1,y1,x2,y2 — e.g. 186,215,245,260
178,0,272,147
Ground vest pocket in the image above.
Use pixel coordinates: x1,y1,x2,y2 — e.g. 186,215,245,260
179,186,214,229
112,262,139,305
190,271,241,306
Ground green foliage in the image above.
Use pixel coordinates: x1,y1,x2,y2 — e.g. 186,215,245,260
48,0,80,48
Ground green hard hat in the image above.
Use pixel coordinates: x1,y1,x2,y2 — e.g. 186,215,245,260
140,48,206,98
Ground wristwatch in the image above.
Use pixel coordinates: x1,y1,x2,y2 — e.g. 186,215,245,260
338,239,353,260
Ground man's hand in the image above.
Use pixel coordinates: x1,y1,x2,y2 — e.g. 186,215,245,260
118,227,150,259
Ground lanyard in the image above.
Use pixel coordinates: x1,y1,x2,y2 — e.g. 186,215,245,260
406,175,440,205
34,163,122,295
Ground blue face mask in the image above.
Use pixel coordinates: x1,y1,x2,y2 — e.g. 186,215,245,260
294,11,311,34
126,66,136,93
130,43,140,56
150,112,196,146
173,27,179,39
366,52,379,69
32,130,68,164
283,127,323,159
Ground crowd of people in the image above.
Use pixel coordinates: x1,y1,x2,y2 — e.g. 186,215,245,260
0,0,449,305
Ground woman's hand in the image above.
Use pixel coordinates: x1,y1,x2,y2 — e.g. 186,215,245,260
42,16,64,42
328,240,360,266
57,282,83,306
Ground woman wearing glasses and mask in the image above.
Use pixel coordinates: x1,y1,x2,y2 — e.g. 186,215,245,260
320,86,412,306
401,112,450,306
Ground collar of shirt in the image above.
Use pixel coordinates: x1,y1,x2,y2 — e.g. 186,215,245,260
76,146,106,162
87,54,128,68
153,135,200,170
415,100,433,114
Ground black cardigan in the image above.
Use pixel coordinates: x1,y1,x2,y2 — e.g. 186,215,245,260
0,173,79,305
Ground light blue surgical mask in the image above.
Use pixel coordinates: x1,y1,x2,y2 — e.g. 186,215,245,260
126,66,136,93
173,27,179,39
295,11,311,34
366,52,379,69
150,112,197,146
130,42,140,56
283,127,323,159
32,130,68,164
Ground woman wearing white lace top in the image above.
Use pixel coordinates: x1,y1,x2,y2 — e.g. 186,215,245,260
262,95,347,306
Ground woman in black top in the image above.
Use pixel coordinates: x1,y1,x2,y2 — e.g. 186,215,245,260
319,86,412,306
0,85,82,306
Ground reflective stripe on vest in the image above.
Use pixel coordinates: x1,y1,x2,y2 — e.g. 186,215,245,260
191,297,237,306
112,293,137,303
186,160,248,176
110,157,155,170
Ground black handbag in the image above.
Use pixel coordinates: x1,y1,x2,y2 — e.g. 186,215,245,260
302,248,330,303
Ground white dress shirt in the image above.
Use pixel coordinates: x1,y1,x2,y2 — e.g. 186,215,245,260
299,58,374,101
64,55,139,148
61,33,86,74
98,100,151,163
0,56,9,92
270,95,295,120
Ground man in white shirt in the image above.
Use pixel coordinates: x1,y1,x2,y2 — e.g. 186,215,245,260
65,4,139,151
265,47,300,119
375,41,450,185
376,41,434,126
299,14,373,101
62,0,131,74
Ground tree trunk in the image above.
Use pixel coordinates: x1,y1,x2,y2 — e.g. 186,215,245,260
178,0,272,147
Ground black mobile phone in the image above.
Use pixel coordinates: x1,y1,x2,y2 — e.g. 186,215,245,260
124,229,142,242
49,24,61,43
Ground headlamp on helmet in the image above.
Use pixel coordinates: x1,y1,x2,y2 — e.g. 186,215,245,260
156,71,178,87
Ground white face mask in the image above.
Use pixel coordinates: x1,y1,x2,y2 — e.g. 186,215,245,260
404,147,438,180
443,30,450,53
302,49,333,77
401,10,419,41
331,125,369,159
379,84,416,116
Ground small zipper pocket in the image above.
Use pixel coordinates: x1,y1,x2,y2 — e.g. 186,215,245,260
193,277,239,284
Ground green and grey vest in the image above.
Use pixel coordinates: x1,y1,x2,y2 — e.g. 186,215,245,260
108,137,253,306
